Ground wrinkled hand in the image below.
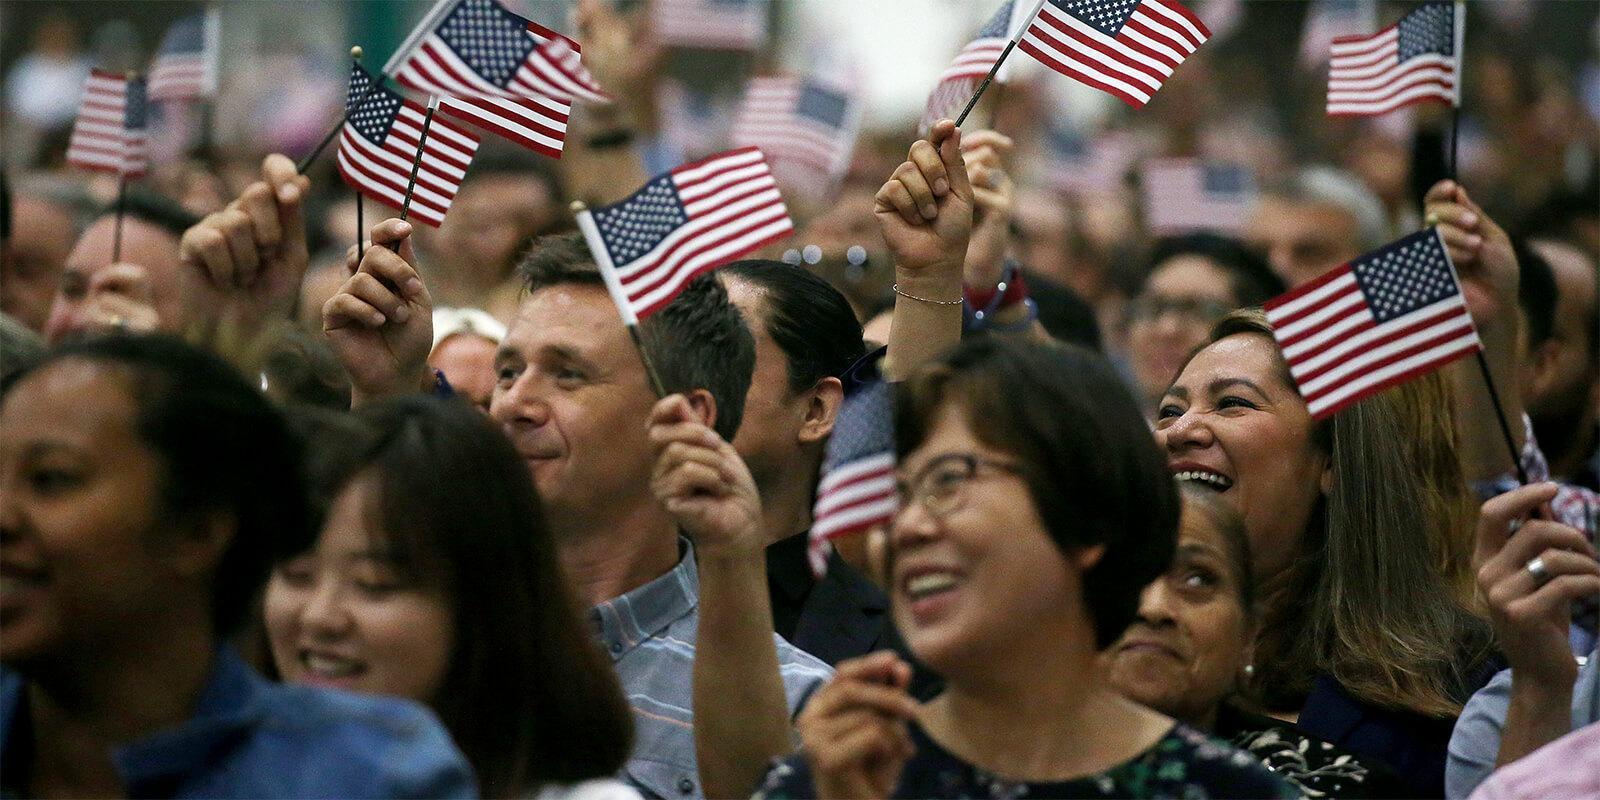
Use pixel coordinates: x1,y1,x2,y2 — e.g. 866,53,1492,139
81,264,161,335
648,394,764,560
960,130,1015,288
179,154,310,329
1474,483,1600,691
1424,180,1515,336
797,651,919,800
322,219,434,405
875,119,974,282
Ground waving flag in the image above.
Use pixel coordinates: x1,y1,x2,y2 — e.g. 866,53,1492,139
1140,158,1255,234
809,380,897,578
1018,0,1210,108
1299,0,1376,68
1264,228,1481,419
1042,125,1136,195
336,64,481,227
385,0,608,157
1327,1,1461,117
653,0,769,51
574,147,793,321
148,10,220,101
921,1,1026,133
732,76,858,198
67,71,148,178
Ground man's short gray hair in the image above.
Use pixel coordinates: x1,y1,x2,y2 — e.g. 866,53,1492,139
1279,166,1390,251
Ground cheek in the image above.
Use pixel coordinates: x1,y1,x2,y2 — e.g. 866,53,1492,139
359,597,454,691
1183,608,1248,688
261,580,304,651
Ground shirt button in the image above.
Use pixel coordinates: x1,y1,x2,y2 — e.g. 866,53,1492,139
677,778,694,795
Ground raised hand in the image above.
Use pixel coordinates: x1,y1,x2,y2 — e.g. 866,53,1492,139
178,154,311,330
321,219,434,405
1423,180,1516,335
797,651,919,800
960,129,1015,289
648,394,764,560
875,119,974,284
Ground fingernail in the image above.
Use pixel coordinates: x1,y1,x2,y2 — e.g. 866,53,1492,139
395,221,412,236
933,177,949,196
921,203,937,219
279,185,299,203
1462,211,1479,226
406,278,424,297
393,305,410,323
1467,234,1483,248
371,312,386,325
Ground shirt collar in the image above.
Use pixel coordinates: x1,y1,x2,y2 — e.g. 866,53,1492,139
589,537,699,661
766,531,817,604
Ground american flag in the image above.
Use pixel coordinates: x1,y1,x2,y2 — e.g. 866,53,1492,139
1264,228,1481,420
809,380,897,578
336,64,481,227
1298,0,1376,68
1041,125,1136,195
385,0,608,158
1139,158,1255,235
575,147,793,321
66,71,148,178
921,1,1024,133
148,10,219,101
1327,1,1460,117
1018,0,1210,108
653,0,769,51
731,77,858,198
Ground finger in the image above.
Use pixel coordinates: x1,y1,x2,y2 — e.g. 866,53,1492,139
833,651,914,686
654,440,729,478
818,680,919,720
1424,201,1481,233
357,244,425,301
877,179,925,227
1423,179,1458,205
1486,547,1600,609
895,159,939,220
934,121,971,199
180,217,236,288
261,153,305,204
907,139,949,199
648,393,696,428
1437,226,1484,260
344,244,362,276
370,217,413,250
649,421,720,451
1504,574,1600,625
323,292,389,330
811,725,904,774
343,272,412,325
216,208,260,288
234,182,283,257
656,461,727,501
1478,483,1562,559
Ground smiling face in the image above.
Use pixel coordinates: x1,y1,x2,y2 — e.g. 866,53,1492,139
264,475,454,703
889,403,1087,680
1153,333,1328,585
488,285,656,535
1106,502,1255,728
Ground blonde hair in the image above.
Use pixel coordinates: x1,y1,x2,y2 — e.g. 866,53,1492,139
1204,309,1489,718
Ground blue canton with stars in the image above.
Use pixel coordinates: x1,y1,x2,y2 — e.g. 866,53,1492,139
1202,163,1252,197
124,77,148,129
345,65,403,146
593,176,689,265
1398,2,1454,61
158,14,205,55
1351,230,1460,323
797,83,849,129
437,0,535,89
1053,0,1141,37
1048,126,1090,160
825,380,893,470
978,0,1016,38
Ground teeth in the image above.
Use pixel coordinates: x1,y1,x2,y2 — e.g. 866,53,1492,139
302,653,363,678
1174,470,1233,490
906,572,958,598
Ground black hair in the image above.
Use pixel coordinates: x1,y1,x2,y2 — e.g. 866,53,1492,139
94,187,201,239
1143,233,1286,308
517,232,756,440
897,337,1179,649
1029,274,1104,351
1514,238,1559,350
720,260,865,393
295,396,634,795
9,334,313,636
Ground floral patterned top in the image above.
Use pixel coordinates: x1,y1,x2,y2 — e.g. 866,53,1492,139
754,721,1299,799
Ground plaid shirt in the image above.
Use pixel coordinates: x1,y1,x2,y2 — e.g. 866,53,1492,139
591,537,833,800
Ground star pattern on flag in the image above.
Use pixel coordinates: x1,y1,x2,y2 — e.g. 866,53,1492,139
827,381,895,467
1202,163,1251,195
438,0,535,88
1058,0,1142,37
592,177,688,264
1353,235,1457,322
158,14,204,54
1398,1,1454,61
977,0,1017,38
797,83,850,128
124,77,148,129
346,67,401,146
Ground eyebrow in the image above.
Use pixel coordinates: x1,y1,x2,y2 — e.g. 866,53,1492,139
1163,386,1189,402
1207,377,1269,397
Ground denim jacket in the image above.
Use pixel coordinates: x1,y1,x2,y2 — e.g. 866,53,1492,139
0,647,476,799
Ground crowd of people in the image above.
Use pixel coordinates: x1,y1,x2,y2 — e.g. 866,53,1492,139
2,1,1599,799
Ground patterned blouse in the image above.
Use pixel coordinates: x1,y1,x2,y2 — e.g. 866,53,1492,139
754,721,1299,799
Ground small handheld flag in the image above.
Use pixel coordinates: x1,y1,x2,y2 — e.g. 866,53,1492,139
653,0,769,51
572,146,793,322
1139,158,1255,235
1018,0,1211,108
1326,1,1461,117
67,71,149,178
1263,228,1480,420
809,380,897,579
1042,125,1136,195
731,77,858,200
335,64,481,227
922,1,1027,133
148,10,220,102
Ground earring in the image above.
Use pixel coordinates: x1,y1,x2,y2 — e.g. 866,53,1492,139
1243,664,1255,678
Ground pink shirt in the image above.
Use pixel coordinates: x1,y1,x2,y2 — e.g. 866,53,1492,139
1469,722,1600,800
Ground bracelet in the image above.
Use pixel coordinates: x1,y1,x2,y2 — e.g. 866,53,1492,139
893,283,963,305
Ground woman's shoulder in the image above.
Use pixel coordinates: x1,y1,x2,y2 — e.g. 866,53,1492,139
1108,723,1300,799
1218,703,1410,798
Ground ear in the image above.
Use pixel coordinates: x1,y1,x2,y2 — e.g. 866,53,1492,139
798,377,845,445
167,511,235,580
1528,339,1561,392
1319,463,1334,497
682,387,718,431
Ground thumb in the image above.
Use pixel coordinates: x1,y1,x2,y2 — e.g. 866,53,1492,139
1476,482,1559,562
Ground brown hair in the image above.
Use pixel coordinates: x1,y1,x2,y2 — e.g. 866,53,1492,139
1201,309,1490,717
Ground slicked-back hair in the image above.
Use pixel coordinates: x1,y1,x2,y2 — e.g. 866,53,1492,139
896,336,1180,649
720,260,865,394
517,232,755,440
1144,233,1286,309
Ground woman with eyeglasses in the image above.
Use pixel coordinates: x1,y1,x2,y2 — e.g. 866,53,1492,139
755,337,1294,799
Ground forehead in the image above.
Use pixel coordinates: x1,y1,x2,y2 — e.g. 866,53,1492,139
1172,334,1287,392
65,217,182,275
1147,255,1233,298
504,284,634,361
0,360,138,446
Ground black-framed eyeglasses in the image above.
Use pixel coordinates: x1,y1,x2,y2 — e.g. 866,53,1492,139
895,453,1023,520
1128,294,1231,326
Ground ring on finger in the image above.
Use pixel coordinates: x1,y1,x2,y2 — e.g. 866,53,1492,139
1525,556,1551,585
1425,212,1440,226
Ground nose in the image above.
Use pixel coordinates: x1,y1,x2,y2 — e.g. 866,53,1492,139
1134,580,1177,628
1156,406,1214,453
301,576,354,639
490,370,552,430
889,493,942,552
